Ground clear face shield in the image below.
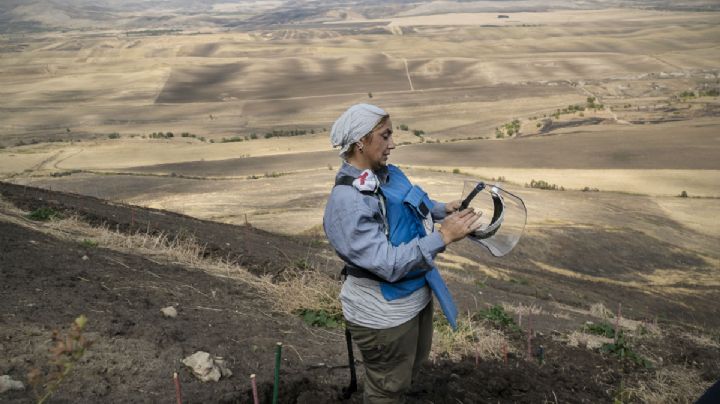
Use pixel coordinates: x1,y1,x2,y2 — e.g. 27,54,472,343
459,180,527,257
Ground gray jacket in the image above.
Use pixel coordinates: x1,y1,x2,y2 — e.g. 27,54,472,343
323,162,447,282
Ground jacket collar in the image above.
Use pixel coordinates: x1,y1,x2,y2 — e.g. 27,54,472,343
338,161,389,184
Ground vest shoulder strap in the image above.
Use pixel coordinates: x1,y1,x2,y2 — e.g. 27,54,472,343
335,175,355,187
334,175,377,195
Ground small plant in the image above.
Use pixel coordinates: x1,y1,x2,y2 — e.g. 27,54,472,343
601,331,651,368
27,315,93,404
452,168,461,174
108,133,121,139
476,305,519,331
294,259,312,270
679,190,688,198
297,309,341,328
613,379,632,404
585,321,615,338
27,207,61,221
81,239,98,248
368,92,373,98
509,277,529,285
399,124,409,131
679,90,696,99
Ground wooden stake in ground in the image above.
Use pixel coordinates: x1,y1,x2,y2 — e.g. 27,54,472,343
615,303,622,340
475,343,480,367
250,374,259,404
173,372,182,404
503,343,508,366
527,312,533,359
273,342,283,404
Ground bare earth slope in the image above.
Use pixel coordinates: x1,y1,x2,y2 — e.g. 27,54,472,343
1,183,718,402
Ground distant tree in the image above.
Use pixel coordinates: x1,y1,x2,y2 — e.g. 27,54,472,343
368,92,373,98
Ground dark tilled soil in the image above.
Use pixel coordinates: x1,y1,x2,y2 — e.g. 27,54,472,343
2,183,718,403
0,218,620,403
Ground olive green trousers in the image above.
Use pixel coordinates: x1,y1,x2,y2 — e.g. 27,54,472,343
346,301,434,404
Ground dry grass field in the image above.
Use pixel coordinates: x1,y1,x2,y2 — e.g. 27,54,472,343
1,1,719,402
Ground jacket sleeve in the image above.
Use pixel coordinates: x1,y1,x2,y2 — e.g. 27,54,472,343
324,187,445,283
431,200,447,221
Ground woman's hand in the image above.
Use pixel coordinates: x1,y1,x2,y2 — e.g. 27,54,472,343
445,200,462,213
438,208,483,245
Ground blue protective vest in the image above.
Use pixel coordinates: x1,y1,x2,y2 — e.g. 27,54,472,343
379,165,458,330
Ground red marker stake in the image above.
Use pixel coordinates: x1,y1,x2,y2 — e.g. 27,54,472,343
173,372,182,404
251,374,259,404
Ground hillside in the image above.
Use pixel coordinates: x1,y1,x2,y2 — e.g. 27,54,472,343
1,182,718,402
2,0,720,33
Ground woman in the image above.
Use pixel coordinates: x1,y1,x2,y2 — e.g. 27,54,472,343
323,103,482,403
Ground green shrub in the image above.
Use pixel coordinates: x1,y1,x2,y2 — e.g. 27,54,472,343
81,239,98,248
601,332,651,368
108,133,120,139
585,321,615,338
476,305,519,331
27,208,61,221
297,309,341,328
51,170,81,178
679,90,695,98
528,179,564,191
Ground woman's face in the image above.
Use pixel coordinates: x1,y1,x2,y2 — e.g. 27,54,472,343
360,118,395,171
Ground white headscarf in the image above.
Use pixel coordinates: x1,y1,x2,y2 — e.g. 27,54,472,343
330,103,388,158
